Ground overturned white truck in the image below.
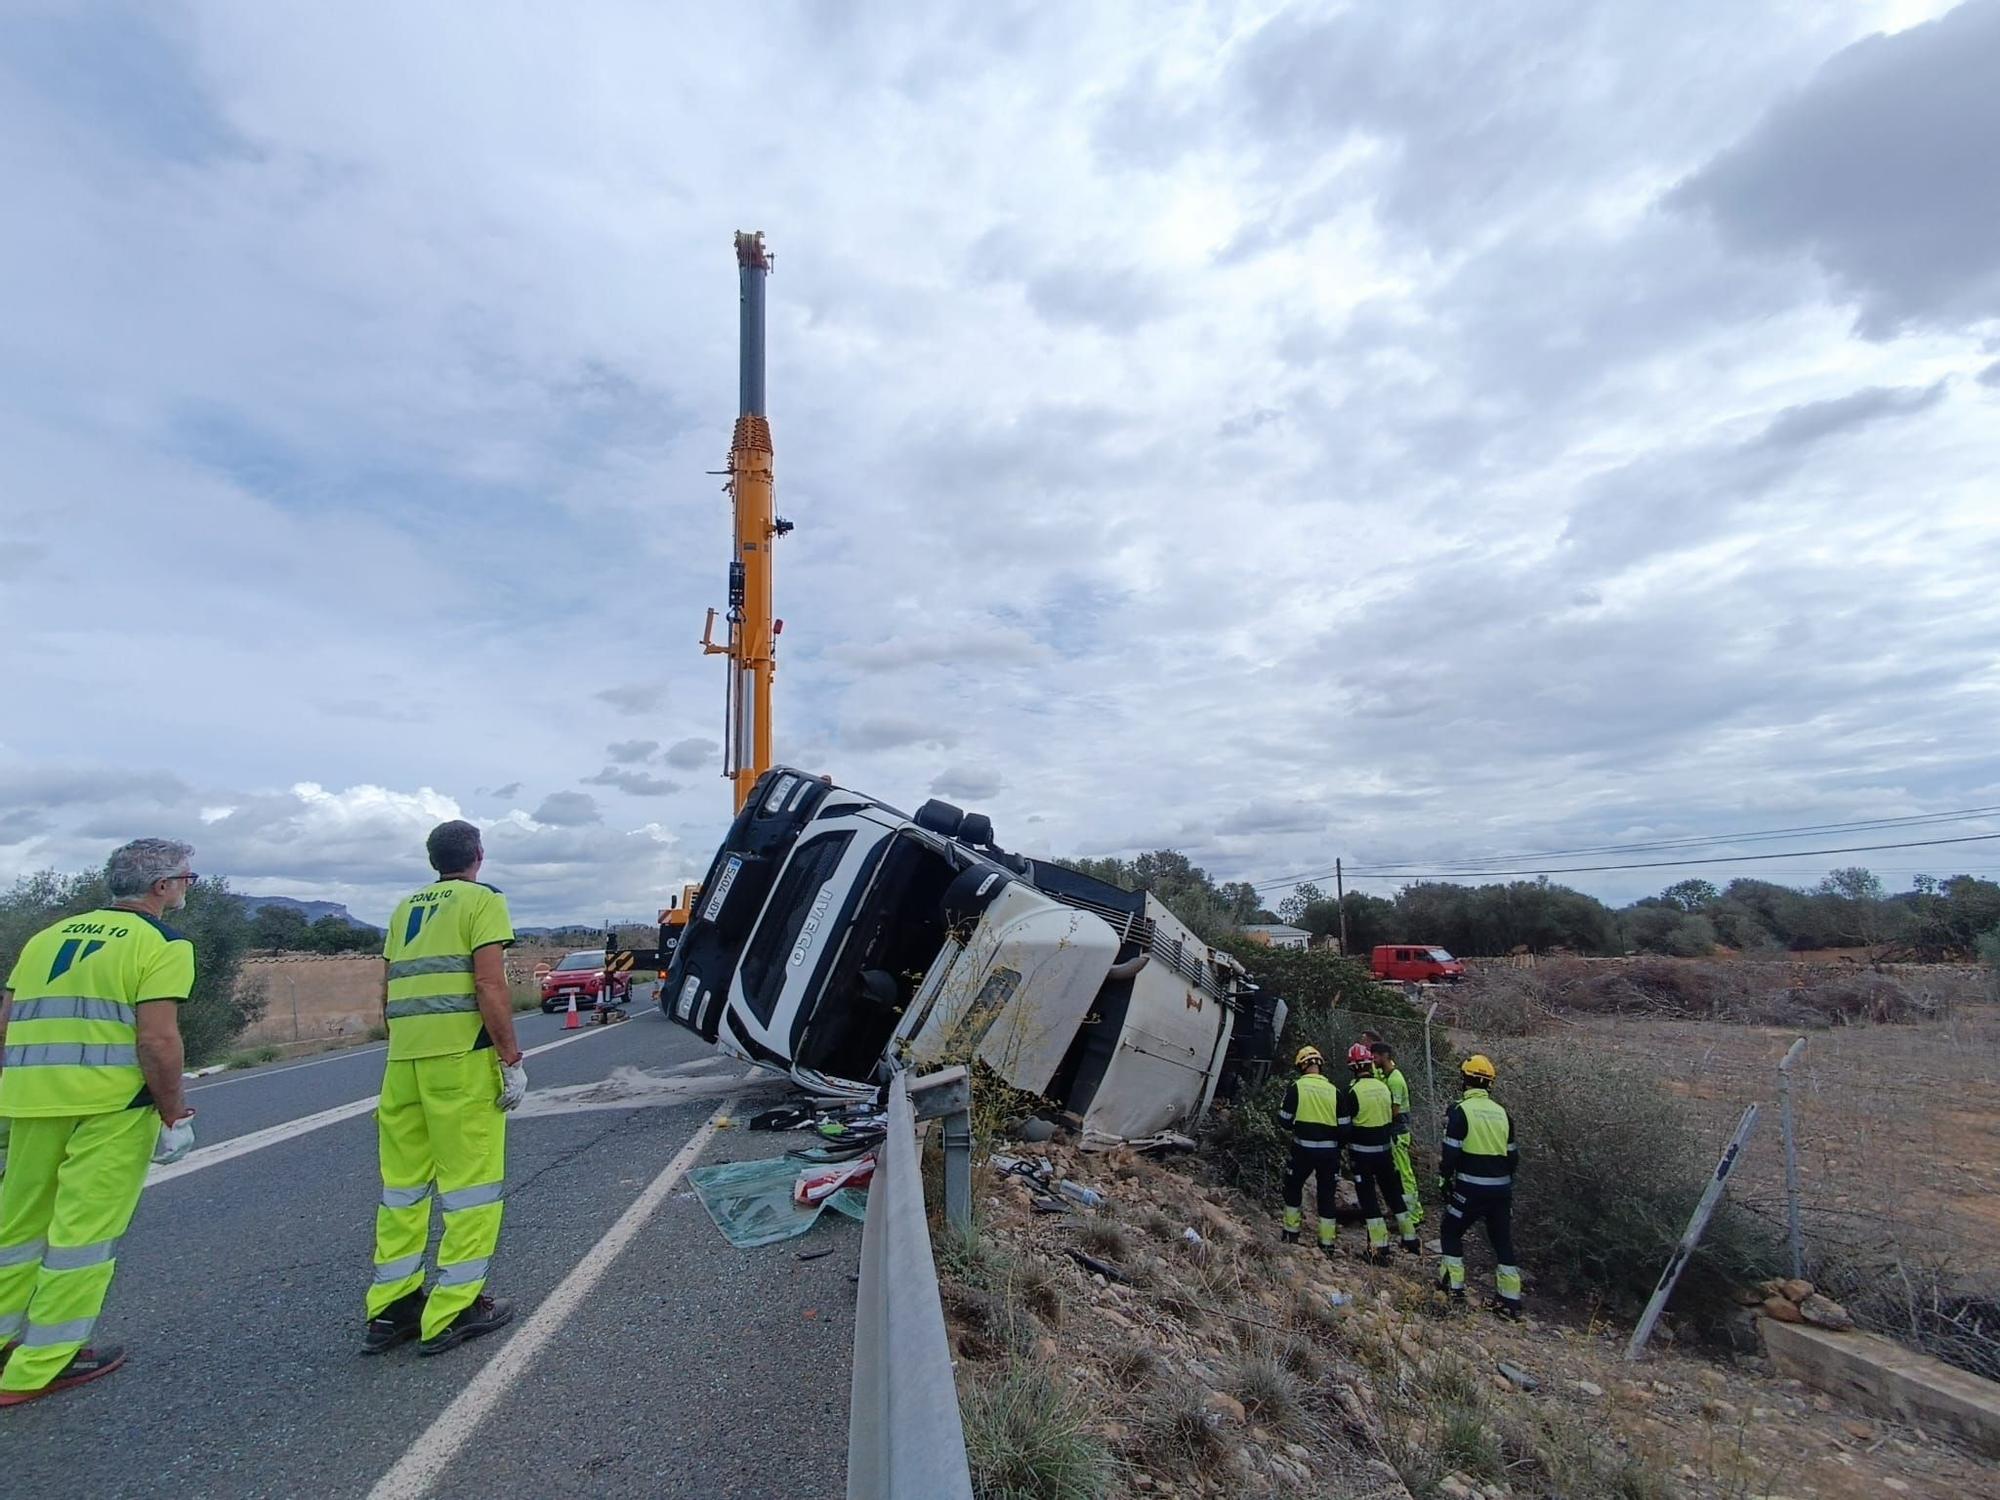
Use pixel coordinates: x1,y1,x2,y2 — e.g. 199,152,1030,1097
663,767,1282,1142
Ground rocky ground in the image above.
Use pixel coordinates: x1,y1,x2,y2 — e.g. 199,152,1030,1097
941,1137,1999,1500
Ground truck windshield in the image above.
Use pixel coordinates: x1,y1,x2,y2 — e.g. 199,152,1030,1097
796,831,959,1080
1427,948,1455,962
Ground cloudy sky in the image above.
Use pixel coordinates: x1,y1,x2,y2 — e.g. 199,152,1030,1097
4,1,1998,924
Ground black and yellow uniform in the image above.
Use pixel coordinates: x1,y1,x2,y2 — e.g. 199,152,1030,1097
0,908,191,1394
1438,1087,1520,1312
1348,1071,1418,1256
1278,1071,1347,1247
370,879,513,1342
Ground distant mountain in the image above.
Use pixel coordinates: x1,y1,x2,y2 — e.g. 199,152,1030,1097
229,894,383,931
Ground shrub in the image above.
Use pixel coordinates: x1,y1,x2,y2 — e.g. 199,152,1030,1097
1497,1045,1783,1321
963,1363,1116,1500
1130,1384,1225,1474
1077,1218,1131,1262
1231,1352,1306,1435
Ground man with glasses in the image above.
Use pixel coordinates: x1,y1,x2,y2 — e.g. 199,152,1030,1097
0,839,200,1406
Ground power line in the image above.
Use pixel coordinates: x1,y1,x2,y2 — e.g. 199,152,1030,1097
1315,831,2000,883
1341,806,2000,874
1248,804,2000,891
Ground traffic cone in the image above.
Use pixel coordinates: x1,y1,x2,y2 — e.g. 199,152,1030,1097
563,994,579,1030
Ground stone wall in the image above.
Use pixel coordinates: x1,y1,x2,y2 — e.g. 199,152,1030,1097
238,953,386,1046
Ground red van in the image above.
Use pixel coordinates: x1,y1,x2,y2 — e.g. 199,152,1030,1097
1370,944,1465,984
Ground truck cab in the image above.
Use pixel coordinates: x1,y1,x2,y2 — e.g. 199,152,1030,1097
1370,944,1465,984
664,766,1254,1142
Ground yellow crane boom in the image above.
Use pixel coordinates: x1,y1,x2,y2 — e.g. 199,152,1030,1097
666,231,790,946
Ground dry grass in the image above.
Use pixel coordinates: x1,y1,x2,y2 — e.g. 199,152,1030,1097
1129,1384,1227,1474
1076,1217,1132,1262
1231,1352,1308,1436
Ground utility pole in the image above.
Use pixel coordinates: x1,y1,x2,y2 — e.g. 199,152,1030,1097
1335,858,1349,956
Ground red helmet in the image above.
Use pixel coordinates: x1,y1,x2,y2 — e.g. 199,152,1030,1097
1346,1043,1375,1069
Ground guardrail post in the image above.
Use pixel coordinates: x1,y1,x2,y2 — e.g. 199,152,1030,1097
908,1065,974,1235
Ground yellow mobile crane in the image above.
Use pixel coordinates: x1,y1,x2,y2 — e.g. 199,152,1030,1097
659,231,790,956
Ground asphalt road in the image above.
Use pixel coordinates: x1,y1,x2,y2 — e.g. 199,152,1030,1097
3,996,860,1499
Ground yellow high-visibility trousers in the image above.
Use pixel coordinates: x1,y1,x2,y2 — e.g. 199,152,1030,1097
0,1107,159,1392
369,1049,506,1340
1391,1132,1423,1227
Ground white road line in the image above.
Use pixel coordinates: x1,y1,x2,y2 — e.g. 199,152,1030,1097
187,1044,389,1091
148,1023,627,1187
364,1090,744,1500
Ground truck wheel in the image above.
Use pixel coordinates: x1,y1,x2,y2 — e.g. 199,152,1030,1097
958,812,994,846
914,799,965,836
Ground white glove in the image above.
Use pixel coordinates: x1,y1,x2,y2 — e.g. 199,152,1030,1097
154,1112,197,1165
496,1062,528,1112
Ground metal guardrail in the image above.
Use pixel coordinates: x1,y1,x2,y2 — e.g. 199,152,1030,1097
847,1067,976,1500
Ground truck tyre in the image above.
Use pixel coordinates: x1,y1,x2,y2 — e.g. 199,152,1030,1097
914,799,965,837
958,812,994,847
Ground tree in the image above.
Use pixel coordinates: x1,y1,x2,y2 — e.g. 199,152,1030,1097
251,903,311,951
0,867,265,1066
1659,879,1719,914
1278,882,1324,927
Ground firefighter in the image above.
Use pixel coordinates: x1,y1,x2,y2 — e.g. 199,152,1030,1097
1346,1043,1419,1264
1436,1054,1521,1319
363,820,527,1356
0,838,201,1406
1276,1046,1345,1252
1370,1040,1423,1229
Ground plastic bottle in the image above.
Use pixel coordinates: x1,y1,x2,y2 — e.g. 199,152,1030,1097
1056,1180,1105,1209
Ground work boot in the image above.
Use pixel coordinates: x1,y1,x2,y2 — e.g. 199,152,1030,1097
1365,1246,1394,1267
1493,1298,1524,1323
418,1294,515,1357
361,1290,425,1355
1279,1229,1299,1245
1400,1238,1422,1256
1318,1239,1339,1259
0,1345,126,1407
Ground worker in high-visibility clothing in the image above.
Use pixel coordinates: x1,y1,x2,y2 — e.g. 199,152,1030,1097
1436,1054,1522,1319
0,839,201,1406
363,820,527,1356
1345,1043,1419,1264
1276,1046,1347,1252
1370,1040,1422,1229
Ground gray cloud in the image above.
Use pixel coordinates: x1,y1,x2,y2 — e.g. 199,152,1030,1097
491,781,522,800
930,767,1006,802
581,766,681,797
662,737,720,771
605,739,659,764
0,808,52,845
1978,359,2000,388
966,226,1167,333
841,717,962,753
1673,2,2000,336
531,791,601,827
1750,381,1948,452
594,684,668,716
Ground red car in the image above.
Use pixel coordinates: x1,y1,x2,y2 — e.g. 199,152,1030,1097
1370,944,1465,984
540,950,632,1013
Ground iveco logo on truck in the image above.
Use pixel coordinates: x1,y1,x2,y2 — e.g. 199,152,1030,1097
789,885,836,967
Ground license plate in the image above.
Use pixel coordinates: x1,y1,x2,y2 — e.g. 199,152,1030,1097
702,856,742,922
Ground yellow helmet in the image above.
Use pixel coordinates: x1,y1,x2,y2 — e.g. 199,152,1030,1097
1294,1045,1324,1069
1461,1054,1497,1083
